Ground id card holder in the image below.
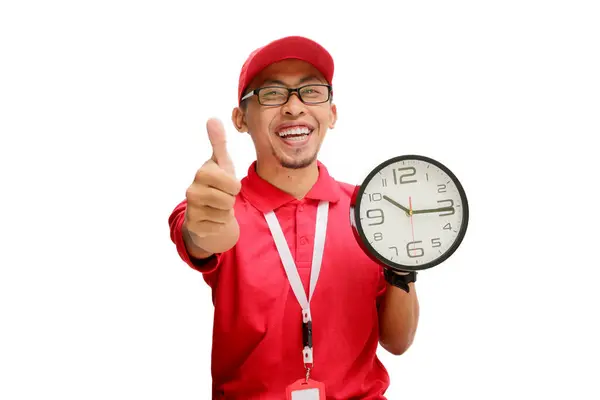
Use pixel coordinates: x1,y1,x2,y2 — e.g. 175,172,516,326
285,378,326,400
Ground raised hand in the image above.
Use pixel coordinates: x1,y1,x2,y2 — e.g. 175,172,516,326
184,118,242,244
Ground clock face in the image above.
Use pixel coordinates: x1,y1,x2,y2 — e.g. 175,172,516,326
351,155,469,272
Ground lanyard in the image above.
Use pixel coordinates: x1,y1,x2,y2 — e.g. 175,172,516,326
264,200,329,380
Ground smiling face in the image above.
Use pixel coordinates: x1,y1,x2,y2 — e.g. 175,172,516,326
232,59,337,170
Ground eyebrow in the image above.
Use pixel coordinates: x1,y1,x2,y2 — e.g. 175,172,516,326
261,75,326,87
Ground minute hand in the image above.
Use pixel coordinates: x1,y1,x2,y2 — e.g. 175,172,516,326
412,206,454,215
382,195,411,215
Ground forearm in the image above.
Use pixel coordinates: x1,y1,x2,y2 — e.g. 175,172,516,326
378,282,420,355
182,216,239,259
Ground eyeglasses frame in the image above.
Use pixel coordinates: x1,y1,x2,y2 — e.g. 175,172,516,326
240,83,333,106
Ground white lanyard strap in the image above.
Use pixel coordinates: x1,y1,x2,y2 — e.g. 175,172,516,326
264,200,329,370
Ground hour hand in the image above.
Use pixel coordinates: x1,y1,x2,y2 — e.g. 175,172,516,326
382,195,411,215
412,206,454,214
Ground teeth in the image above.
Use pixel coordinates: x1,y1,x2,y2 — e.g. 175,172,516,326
278,127,311,137
285,135,307,141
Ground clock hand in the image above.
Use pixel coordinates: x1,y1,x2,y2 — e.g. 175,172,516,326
412,206,454,214
382,195,411,216
409,196,415,244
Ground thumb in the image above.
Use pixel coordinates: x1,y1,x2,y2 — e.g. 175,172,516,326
206,118,235,175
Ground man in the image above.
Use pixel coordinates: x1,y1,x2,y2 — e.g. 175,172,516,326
168,36,419,399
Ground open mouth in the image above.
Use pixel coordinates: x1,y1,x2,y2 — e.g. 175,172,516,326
276,126,313,145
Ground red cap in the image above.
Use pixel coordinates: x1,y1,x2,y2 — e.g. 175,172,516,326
237,36,334,104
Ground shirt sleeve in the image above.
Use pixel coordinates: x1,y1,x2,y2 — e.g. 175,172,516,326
375,267,388,309
168,199,222,274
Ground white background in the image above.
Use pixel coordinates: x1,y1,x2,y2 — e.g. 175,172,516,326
1,1,599,399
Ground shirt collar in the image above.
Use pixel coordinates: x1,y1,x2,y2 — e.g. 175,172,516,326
240,160,341,213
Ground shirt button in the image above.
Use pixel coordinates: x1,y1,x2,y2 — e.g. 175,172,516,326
299,205,304,212
300,236,308,245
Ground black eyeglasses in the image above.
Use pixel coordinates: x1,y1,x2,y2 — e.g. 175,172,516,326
240,84,332,106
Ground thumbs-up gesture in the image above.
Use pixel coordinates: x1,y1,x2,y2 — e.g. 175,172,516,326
183,119,242,253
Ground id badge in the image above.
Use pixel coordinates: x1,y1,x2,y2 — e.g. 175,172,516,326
285,378,326,400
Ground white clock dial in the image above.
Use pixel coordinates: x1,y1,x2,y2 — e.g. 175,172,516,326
352,155,469,271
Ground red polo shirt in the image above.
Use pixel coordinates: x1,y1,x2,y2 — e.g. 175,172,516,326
168,161,390,399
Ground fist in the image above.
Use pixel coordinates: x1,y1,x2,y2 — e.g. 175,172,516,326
184,118,241,239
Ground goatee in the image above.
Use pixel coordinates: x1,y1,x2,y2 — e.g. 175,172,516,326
277,152,318,170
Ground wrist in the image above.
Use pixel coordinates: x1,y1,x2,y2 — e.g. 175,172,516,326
384,268,417,293
182,223,214,259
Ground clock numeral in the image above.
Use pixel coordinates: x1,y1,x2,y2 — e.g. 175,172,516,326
368,192,382,202
438,199,455,216
374,232,383,241
406,241,424,258
389,246,399,256
381,178,388,187
443,222,452,230
431,238,442,248
393,167,417,185
366,208,385,226
437,184,447,193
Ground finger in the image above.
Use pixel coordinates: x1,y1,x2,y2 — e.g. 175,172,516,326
207,118,235,176
194,162,241,196
189,220,227,238
187,186,236,210
194,206,233,224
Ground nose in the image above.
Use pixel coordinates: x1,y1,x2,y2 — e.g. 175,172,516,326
281,92,306,116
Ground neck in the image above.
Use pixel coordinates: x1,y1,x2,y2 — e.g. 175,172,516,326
255,159,319,199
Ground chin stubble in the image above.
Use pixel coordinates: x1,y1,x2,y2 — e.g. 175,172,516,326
272,147,318,169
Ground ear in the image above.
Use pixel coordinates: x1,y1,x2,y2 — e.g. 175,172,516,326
232,106,248,133
328,103,338,129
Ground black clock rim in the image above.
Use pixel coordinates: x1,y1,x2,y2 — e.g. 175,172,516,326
352,154,469,273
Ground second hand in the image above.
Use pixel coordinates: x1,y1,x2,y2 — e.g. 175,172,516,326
409,196,415,246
